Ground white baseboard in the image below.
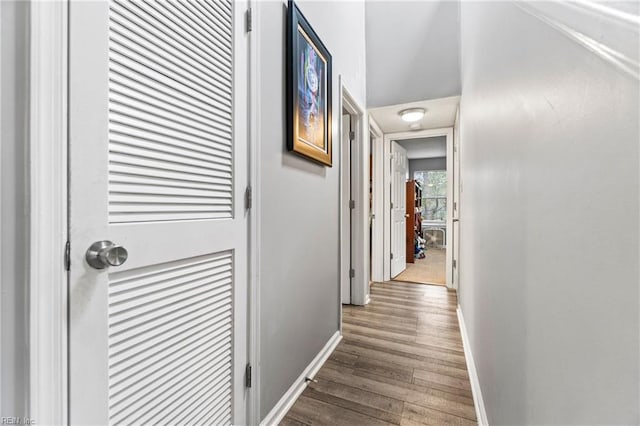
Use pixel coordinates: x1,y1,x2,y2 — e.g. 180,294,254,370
260,331,342,426
457,305,489,426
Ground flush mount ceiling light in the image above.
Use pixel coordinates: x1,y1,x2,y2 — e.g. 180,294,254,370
399,108,425,122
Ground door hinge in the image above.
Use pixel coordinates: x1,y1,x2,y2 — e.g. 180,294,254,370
245,185,252,210
349,200,355,209
454,201,457,211
349,268,355,278
349,131,355,141
390,253,394,260
64,240,71,271
390,201,394,209
245,363,252,388
245,8,252,32
453,259,457,268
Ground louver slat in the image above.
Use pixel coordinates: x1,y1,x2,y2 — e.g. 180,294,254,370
108,251,233,425
108,0,233,223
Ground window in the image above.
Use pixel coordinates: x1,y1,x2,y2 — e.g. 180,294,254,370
414,170,446,221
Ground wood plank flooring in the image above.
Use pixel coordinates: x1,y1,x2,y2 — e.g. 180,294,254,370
395,249,447,286
281,281,476,426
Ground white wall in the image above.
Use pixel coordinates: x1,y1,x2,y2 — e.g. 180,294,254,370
0,0,30,418
257,0,366,420
458,2,639,424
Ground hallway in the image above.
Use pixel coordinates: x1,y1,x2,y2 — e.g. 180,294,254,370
2,1,638,423
282,281,476,425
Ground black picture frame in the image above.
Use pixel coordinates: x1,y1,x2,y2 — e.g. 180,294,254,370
286,0,333,166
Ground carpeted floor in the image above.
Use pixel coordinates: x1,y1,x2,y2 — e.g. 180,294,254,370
394,248,446,285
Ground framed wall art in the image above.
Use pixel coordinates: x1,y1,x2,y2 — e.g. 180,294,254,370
286,0,333,166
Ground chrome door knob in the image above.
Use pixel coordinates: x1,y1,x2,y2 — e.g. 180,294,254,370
86,240,128,269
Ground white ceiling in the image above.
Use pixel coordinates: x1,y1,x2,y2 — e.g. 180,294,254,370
396,136,446,159
369,95,460,134
365,0,461,108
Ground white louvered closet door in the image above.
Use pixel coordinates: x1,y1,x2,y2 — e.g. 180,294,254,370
68,1,249,424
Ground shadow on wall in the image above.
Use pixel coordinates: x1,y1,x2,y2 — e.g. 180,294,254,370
283,153,327,177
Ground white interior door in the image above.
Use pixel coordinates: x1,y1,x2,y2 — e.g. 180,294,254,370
341,113,352,303
68,1,249,424
390,141,408,278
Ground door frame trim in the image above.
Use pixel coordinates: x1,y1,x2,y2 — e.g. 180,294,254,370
369,116,385,283
248,0,261,423
28,2,68,424
382,127,455,287
452,106,461,290
339,80,369,306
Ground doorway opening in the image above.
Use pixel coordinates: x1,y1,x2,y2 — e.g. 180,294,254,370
395,137,448,285
339,81,368,306
368,105,459,290
341,108,354,304
383,129,454,287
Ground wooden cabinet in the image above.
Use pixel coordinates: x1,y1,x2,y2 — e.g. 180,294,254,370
405,180,423,263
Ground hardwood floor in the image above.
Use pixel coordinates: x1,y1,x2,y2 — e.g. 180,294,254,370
395,249,447,286
281,281,476,426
